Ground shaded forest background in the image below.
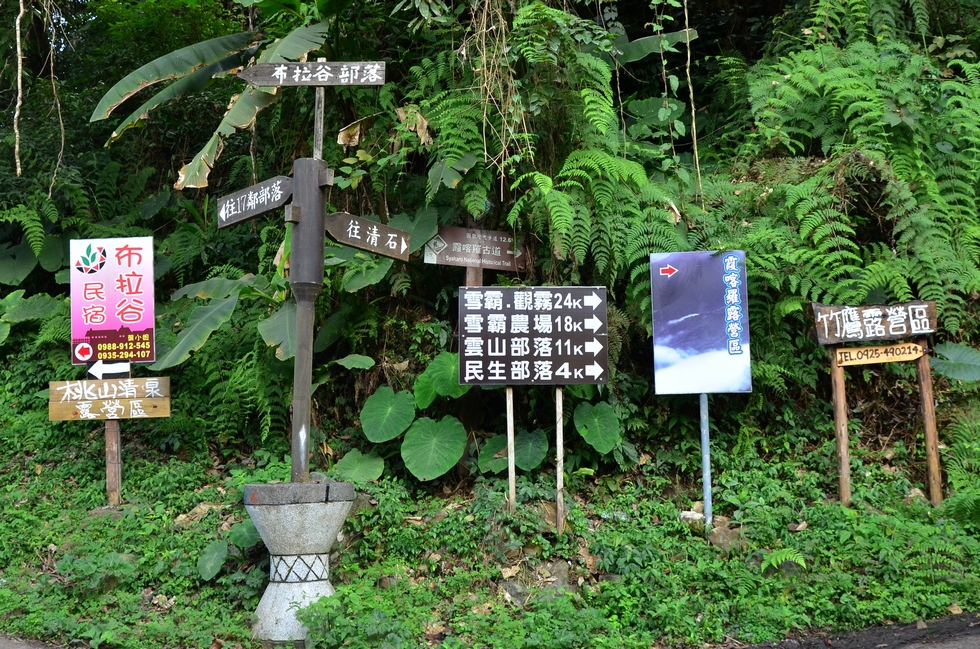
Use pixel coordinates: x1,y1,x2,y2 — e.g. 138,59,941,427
3,0,980,493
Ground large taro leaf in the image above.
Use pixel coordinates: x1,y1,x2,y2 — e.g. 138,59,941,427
341,254,393,292
150,295,240,370
515,429,549,471
0,239,38,286
2,292,62,323
331,354,375,370
573,401,621,455
257,299,296,360
360,386,416,443
932,342,980,381
413,370,437,409
388,206,439,254
421,351,471,399
171,21,332,188
607,29,698,65
90,32,256,121
335,448,384,483
197,541,228,581
401,416,466,481
228,520,261,549
478,434,508,474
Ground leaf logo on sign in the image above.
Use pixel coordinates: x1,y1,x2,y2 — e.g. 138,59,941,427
74,244,107,274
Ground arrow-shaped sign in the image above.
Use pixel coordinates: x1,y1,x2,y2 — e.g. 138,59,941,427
584,315,604,332
582,291,602,309
217,176,293,229
584,338,604,356
238,62,386,87
585,362,604,379
325,212,411,262
87,360,131,380
660,264,678,277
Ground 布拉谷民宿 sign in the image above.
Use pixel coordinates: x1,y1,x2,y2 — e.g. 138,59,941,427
458,286,607,385
70,237,155,365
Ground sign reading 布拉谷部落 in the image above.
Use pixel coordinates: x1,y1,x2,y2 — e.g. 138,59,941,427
811,301,936,345
458,287,608,386
650,250,752,395
237,62,386,87
70,237,155,365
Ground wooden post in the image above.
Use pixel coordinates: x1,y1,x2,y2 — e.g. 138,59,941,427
916,336,942,506
830,346,852,505
506,386,516,512
105,419,121,507
556,387,564,535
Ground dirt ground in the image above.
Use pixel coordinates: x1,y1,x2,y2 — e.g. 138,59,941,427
737,613,980,649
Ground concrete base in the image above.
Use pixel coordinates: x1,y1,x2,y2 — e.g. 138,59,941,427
244,481,355,645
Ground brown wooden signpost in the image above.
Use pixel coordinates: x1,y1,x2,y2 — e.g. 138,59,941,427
811,301,941,506
423,225,525,272
325,211,411,262
217,176,293,229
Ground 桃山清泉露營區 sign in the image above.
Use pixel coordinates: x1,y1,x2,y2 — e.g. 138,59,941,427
458,287,607,385
48,377,170,421
70,237,155,365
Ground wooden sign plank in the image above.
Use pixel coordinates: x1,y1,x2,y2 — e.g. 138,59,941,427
49,398,170,421
423,226,525,271
217,176,292,229
325,212,410,261
835,343,924,366
50,377,170,402
811,300,936,345
238,62,385,87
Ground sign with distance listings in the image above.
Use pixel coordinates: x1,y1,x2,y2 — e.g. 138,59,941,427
650,251,751,394
458,286,608,386
70,237,155,365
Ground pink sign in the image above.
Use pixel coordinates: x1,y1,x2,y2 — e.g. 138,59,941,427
70,237,155,365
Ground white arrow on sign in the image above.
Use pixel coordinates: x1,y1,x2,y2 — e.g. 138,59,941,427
584,338,604,356
88,360,131,380
585,362,605,379
584,315,604,332
582,291,602,309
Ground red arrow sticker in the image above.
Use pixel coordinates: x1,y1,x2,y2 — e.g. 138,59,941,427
74,342,93,361
660,265,678,277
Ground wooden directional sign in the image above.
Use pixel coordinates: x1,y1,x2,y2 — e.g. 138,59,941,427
217,176,293,229
458,286,608,385
424,226,526,272
49,377,170,421
812,300,936,345
835,342,925,366
238,62,385,87
325,212,411,261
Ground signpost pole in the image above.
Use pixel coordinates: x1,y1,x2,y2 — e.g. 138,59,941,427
916,337,942,506
699,393,712,532
313,58,325,160
105,420,121,507
289,158,328,483
556,387,565,534
829,345,852,505
506,386,516,512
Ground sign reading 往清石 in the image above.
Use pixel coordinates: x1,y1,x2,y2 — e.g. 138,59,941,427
810,301,936,345
458,287,608,385
70,237,155,365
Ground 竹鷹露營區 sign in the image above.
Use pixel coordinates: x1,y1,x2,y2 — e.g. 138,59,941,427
70,237,155,365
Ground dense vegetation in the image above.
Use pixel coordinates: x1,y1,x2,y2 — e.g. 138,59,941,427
3,0,980,647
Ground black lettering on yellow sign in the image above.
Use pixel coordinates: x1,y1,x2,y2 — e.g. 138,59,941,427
836,343,924,366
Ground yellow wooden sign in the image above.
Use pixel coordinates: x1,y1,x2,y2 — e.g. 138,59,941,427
835,343,924,366
48,377,170,421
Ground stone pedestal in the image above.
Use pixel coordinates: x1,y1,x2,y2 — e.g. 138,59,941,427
244,481,355,644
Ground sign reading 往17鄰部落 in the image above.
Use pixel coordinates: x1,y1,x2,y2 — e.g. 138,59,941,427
70,237,155,365
650,251,752,395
